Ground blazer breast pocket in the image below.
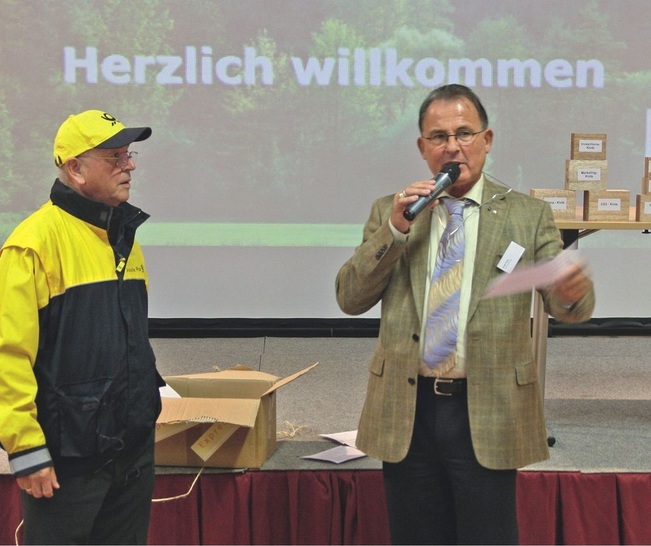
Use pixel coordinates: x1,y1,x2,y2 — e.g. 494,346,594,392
515,361,537,386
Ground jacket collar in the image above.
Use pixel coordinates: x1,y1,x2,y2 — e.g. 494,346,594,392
50,179,149,244
50,179,150,251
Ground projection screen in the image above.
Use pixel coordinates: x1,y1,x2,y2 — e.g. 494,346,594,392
1,0,650,319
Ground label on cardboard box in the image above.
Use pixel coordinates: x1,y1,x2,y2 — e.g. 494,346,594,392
645,202,651,215
191,422,240,461
578,168,602,181
579,139,603,153
597,198,621,211
155,422,196,442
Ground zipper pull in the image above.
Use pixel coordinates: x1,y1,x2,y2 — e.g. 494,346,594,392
116,257,126,273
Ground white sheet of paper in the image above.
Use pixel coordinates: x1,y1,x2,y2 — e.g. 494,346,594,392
159,384,182,398
301,445,367,464
483,248,581,299
319,430,358,448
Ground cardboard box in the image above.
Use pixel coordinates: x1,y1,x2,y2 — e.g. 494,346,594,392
565,159,607,190
155,363,317,468
636,194,651,221
570,133,607,160
583,189,630,221
530,188,577,219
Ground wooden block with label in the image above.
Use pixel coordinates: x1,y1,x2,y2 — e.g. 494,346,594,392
530,189,576,219
641,176,651,195
635,194,651,221
565,159,607,190
641,158,651,195
583,189,630,221
571,133,607,160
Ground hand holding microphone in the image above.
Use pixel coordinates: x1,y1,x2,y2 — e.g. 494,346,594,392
402,162,461,221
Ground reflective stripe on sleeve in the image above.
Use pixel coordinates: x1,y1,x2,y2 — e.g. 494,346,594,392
9,447,53,476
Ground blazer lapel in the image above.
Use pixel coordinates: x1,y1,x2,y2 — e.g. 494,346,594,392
467,180,510,320
407,210,432,324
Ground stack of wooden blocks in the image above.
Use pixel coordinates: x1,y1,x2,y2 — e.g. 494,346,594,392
531,133,636,221
636,157,651,221
567,133,629,221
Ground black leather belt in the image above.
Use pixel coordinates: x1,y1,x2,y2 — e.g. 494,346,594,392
420,376,467,396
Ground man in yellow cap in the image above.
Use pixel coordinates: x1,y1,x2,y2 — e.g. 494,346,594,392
0,110,163,544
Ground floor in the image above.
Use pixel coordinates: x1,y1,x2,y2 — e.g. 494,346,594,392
2,336,649,474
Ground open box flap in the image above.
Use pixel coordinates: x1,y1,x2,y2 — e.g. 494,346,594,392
262,362,319,396
157,397,261,428
164,370,277,399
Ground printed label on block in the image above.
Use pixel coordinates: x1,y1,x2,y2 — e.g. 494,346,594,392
578,168,602,181
544,197,568,210
597,198,621,211
579,139,603,153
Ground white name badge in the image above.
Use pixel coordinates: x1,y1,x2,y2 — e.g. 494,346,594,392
497,241,525,274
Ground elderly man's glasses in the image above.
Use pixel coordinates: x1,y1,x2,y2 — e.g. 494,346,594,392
78,151,138,170
422,129,486,149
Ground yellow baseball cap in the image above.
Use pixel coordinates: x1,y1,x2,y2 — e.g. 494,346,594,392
53,109,152,167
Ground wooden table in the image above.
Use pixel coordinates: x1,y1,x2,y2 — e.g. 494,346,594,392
555,218,651,245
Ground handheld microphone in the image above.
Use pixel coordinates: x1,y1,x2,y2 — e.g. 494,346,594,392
403,162,461,221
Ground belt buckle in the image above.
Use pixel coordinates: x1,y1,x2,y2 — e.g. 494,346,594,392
434,377,453,396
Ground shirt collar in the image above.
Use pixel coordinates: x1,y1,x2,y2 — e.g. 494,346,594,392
442,174,484,207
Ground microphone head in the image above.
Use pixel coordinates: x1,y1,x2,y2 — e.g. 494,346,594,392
441,162,461,182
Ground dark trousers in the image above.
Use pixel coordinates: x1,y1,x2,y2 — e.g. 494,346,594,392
383,377,518,545
21,435,155,545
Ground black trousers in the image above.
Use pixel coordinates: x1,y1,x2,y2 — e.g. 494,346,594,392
383,377,518,545
21,435,155,545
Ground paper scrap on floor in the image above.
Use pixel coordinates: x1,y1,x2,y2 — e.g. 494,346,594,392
301,430,366,464
319,430,358,448
301,445,366,464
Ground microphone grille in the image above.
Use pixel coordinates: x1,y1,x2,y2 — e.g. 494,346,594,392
442,162,461,181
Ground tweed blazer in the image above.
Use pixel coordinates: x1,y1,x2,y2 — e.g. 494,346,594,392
336,178,595,470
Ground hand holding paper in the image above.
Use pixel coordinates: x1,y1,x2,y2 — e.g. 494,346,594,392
483,248,587,299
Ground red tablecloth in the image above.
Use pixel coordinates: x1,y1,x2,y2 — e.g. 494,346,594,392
2,471,651,545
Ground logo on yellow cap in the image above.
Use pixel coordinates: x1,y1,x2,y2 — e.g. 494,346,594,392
53,110,126,167
101,113,119,126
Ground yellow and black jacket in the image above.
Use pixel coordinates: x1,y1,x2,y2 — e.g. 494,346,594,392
0,180,162,477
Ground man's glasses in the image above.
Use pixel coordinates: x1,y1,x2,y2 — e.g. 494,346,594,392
78,151,138,170
422,129,486,149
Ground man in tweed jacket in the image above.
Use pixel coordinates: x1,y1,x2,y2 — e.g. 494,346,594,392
336,84,595,545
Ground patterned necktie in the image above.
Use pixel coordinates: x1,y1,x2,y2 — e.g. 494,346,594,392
423,198,466,375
